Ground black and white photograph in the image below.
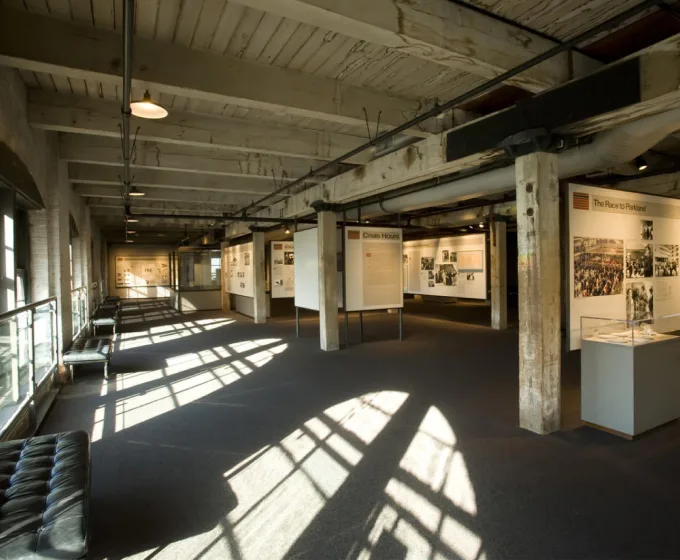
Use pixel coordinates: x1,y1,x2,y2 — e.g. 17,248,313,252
284,251,295,265
434,264,457,286
654,244,679,277
640,220,654,240
467,273,475,281
573,237,624,298
428,280,435,288
441,250,449,263
626,281,654,322
625,242,653,278
403,254,409,264
421,257,435,271
427,271,434,280
274,279,283,287
244,252,251,266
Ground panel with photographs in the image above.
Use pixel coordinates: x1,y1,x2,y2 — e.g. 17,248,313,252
654,244,679,277
626,281,654,321
625,242,653,278
573,237,624,298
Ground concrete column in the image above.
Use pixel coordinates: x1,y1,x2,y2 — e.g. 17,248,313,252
251,230,266,324
516,152,561,434
490,219,508,330
220,241,231,312
48,161,73,355
317,209,339,351
28,209,50,302
0,184,16,313
81,207,92,312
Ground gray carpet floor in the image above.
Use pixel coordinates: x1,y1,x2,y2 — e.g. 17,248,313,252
40,300,680,560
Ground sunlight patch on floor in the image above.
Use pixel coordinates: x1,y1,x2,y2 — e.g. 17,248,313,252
117,319,234,350
356,406,484,560
90,339,286,436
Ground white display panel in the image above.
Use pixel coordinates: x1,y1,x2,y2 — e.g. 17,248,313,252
115,255,169,287
271,241,295,298
568,184,680,350
345,227,403,311
225,242,254,298
403,234,487,299
294,228,343,311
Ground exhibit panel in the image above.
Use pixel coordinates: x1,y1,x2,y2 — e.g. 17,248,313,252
294,228,343,311
225,242,254,298
271,241,295,299
115,255,169,288
344,227,404,312
568,184,680,350
403,234,487,299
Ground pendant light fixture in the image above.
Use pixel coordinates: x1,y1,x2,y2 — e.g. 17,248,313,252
635,156,648,171
130,90,168,119
128,185,145,197
126,217,139,223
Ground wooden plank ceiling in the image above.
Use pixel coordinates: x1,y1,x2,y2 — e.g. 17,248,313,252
0,0,670,243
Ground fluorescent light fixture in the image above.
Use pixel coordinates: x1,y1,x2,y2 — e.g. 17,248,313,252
130,90,168,119
126,218,139,223
479,222,484,228
126,239,134,243
129,186,145,197
126,230,137,234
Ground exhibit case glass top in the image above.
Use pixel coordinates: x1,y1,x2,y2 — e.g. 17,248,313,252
581,314,680,346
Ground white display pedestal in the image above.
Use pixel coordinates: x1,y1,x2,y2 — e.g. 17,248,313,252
581,336,680,438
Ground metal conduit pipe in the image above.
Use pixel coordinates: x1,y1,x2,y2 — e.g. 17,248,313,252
121,0,134,199
354,108,680,218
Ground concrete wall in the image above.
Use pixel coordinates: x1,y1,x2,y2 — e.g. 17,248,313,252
0,67,52,203
108,244,173,299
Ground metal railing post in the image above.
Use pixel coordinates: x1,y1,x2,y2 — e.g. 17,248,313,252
28,308,37,429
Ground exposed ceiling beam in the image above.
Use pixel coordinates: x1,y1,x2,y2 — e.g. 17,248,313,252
68,163,284,195
74,184,269,207
227,0,600,93
613,169,680,196
225,34,680,237
30,92,371,163
86,198,228,216
0,6,432,136
59,136,343,181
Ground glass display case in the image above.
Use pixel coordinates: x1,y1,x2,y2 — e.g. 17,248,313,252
581,314,680,347
581,313,680,438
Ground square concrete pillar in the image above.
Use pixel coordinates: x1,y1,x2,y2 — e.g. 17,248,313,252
516,152,561,435
490,219,508,330
251,230,266,324
29,209,50,302
48,161,73,355
317,209,340,351
220,241,232,312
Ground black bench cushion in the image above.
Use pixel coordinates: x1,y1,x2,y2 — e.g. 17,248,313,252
97,303,118,311
91,309,118,327
63,337,111,364
0,431,90,559
104,296,120,303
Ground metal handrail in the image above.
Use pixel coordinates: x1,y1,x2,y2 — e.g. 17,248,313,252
0,297,57,323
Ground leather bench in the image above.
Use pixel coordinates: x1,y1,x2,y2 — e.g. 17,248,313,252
90,308,118,336
0,431,90,559
63,336,113,381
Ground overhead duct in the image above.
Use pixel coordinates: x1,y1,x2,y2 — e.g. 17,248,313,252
357,108,680,218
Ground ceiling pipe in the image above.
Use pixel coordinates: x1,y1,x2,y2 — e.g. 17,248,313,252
354,107,680,217
121,0,134,201
229,0,666,219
